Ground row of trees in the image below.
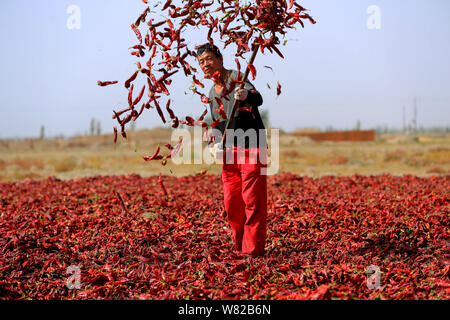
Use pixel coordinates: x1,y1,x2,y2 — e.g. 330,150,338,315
37,113,448,140
39,118,106,140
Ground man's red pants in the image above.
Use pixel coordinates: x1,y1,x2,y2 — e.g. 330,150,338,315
221,147,268,257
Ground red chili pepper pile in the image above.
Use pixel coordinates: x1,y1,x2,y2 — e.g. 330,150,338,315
98,0,316,146
0,174,448,299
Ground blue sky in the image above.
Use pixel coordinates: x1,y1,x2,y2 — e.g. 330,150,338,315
0,0,449,138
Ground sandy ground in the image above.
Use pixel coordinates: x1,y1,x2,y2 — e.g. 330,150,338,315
0,128,449,182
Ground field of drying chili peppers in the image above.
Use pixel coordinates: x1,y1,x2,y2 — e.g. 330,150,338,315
1,172,448,300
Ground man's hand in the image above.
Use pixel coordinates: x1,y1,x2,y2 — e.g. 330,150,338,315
234,88,248,101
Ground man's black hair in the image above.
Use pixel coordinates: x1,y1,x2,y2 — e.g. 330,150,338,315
196,43,222,58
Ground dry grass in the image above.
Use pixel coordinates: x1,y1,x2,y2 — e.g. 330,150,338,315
52,157,78,173
0,129,449,182
329,155,349,166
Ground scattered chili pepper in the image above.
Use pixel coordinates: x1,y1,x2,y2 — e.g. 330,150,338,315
210,70,220,82
165,99,176,119
171,116,179,128
97,81,118,87
154,100,166,123
1,173,447,299
125,71,138,89
197,108,208,121
131,24,142,44
158,173,168,196
277,81,282,96
132,85,146,106
200,94,209,104
164,143,173,150
192,74,204,88
248,63,256,80
128,84,134,107
115,191,128,213
143,144,161,161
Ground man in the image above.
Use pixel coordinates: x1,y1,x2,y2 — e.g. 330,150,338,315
196,43,268,257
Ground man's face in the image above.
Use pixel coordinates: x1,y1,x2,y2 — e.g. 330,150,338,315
198,51,222,79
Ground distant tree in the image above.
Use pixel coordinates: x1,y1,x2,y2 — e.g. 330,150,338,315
355,119,361,131
40,125,45,140
130,120,136,131
90,118,96,136
96,120,101,136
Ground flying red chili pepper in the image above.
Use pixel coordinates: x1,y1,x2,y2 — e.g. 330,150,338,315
171,116,179,128
158,81,170,95
133,103,146,121
289,0,295,10
210,70,220,82
192,74,204,88
200,94,209,104
197,108,208,121
210,119,220,128
156,70,179,83
154,100,166,123
113,111,122,123
128,84,134,107
299,13,317,24
125,71,138,89
194,121,207,128
277,81,282,96
143,144,161,161
131,24,142,44
120,112,133,126
132,85,146,106
112,108,131,120
214,97,227,119
271,45,285,58
216,107,227,120
185,116,195,126
162,0,172,11
97,81,118,87
166,99,175,119
248,63,257,80
102,0,316,167
135,7,149,27
164,143,173,150
235,58,241,76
